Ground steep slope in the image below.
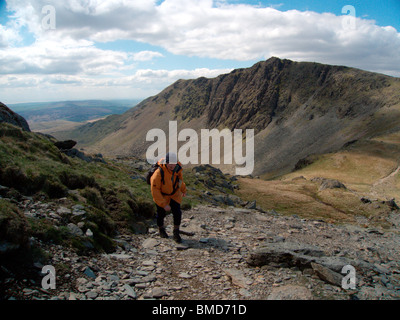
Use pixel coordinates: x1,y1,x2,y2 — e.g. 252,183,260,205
61,57,400,177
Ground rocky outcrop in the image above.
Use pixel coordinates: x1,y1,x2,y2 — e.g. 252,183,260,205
54,140,77,150
0,102,30,132
1,199,400,300
53,139,106,164
311,177,347,191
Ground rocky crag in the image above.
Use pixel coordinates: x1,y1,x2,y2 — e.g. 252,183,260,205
59,57,400,178
0,102,30,132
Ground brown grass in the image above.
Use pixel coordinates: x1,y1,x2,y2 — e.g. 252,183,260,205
236,131,400,227
236,178,358,223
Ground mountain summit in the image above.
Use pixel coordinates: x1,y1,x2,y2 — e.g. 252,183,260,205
60,57,400,177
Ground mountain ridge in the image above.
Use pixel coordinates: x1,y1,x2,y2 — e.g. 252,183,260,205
56,57,400,177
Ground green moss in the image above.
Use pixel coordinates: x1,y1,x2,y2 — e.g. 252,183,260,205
0,199,30,245
81,187,105,210
27,218,69,244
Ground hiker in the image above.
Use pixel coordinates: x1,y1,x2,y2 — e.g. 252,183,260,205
150,152,187,243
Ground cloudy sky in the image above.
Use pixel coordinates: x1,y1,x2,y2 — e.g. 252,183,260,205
0,0,399,104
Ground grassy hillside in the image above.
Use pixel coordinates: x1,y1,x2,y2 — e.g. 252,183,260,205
236,133,400,228
0,122,156,252
0,122,239,256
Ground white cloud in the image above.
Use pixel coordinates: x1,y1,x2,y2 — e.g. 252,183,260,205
0,37,129,75
1,0,400,103
5,0,398,74
132,51,164,61
0,67,232,102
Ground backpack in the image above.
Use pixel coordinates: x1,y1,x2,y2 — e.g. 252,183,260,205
146,163,182,196
146,163,163,185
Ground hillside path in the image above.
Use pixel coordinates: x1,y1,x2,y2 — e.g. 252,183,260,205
5,204,400,300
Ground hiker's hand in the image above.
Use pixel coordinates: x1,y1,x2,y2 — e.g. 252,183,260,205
164,205,171,211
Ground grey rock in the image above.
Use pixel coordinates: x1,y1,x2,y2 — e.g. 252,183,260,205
176,243,189,250
64,148,92,163
245,200,257,209
141,274,157,283
0,102,30,131
57,207,71,215
312,177,346,190
142,260,155,266
246,241,325,268
233,208,253,214
223,268,253,289
152,287,168,298
86,229,93,238
86,290,98,299
317,256,355,273
373,264,391,274
109,253,133,260
178,272,192,279
311,262,343,287
123,284,137,299
84,267,96,279
267,285,314,300
67,223,84,237
142,238,160,249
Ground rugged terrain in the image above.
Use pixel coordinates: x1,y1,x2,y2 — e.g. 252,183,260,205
2,200,400,301
1,121,399,300
58,57,400,178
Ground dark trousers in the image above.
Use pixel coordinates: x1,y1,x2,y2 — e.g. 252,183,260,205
156,199,182,227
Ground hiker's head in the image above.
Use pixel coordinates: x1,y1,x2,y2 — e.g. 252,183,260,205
165,152,177,170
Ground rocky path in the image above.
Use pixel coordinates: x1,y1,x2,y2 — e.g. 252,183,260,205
370,164,400,200
3,203,400,300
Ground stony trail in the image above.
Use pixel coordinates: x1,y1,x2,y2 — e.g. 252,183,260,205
3,202,400,300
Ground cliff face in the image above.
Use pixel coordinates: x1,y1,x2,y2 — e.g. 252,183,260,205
62,57,400,177
172,57,396,131
0,102,31,132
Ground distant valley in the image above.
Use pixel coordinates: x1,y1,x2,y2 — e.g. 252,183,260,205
9,99,141,135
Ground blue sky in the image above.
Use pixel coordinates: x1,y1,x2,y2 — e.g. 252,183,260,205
0,0,399,103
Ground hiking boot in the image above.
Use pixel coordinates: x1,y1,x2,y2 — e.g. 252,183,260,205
173,229,182,243
159,228,169,238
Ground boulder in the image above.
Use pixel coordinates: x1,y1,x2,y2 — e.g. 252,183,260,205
384,199,399,210
245,200,257,209
0,102,30,132
311,177,346,191
63,148,92,163
54,140,77,150
246,241,326,268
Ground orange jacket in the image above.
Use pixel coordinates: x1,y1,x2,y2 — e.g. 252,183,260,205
150,159,187,208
